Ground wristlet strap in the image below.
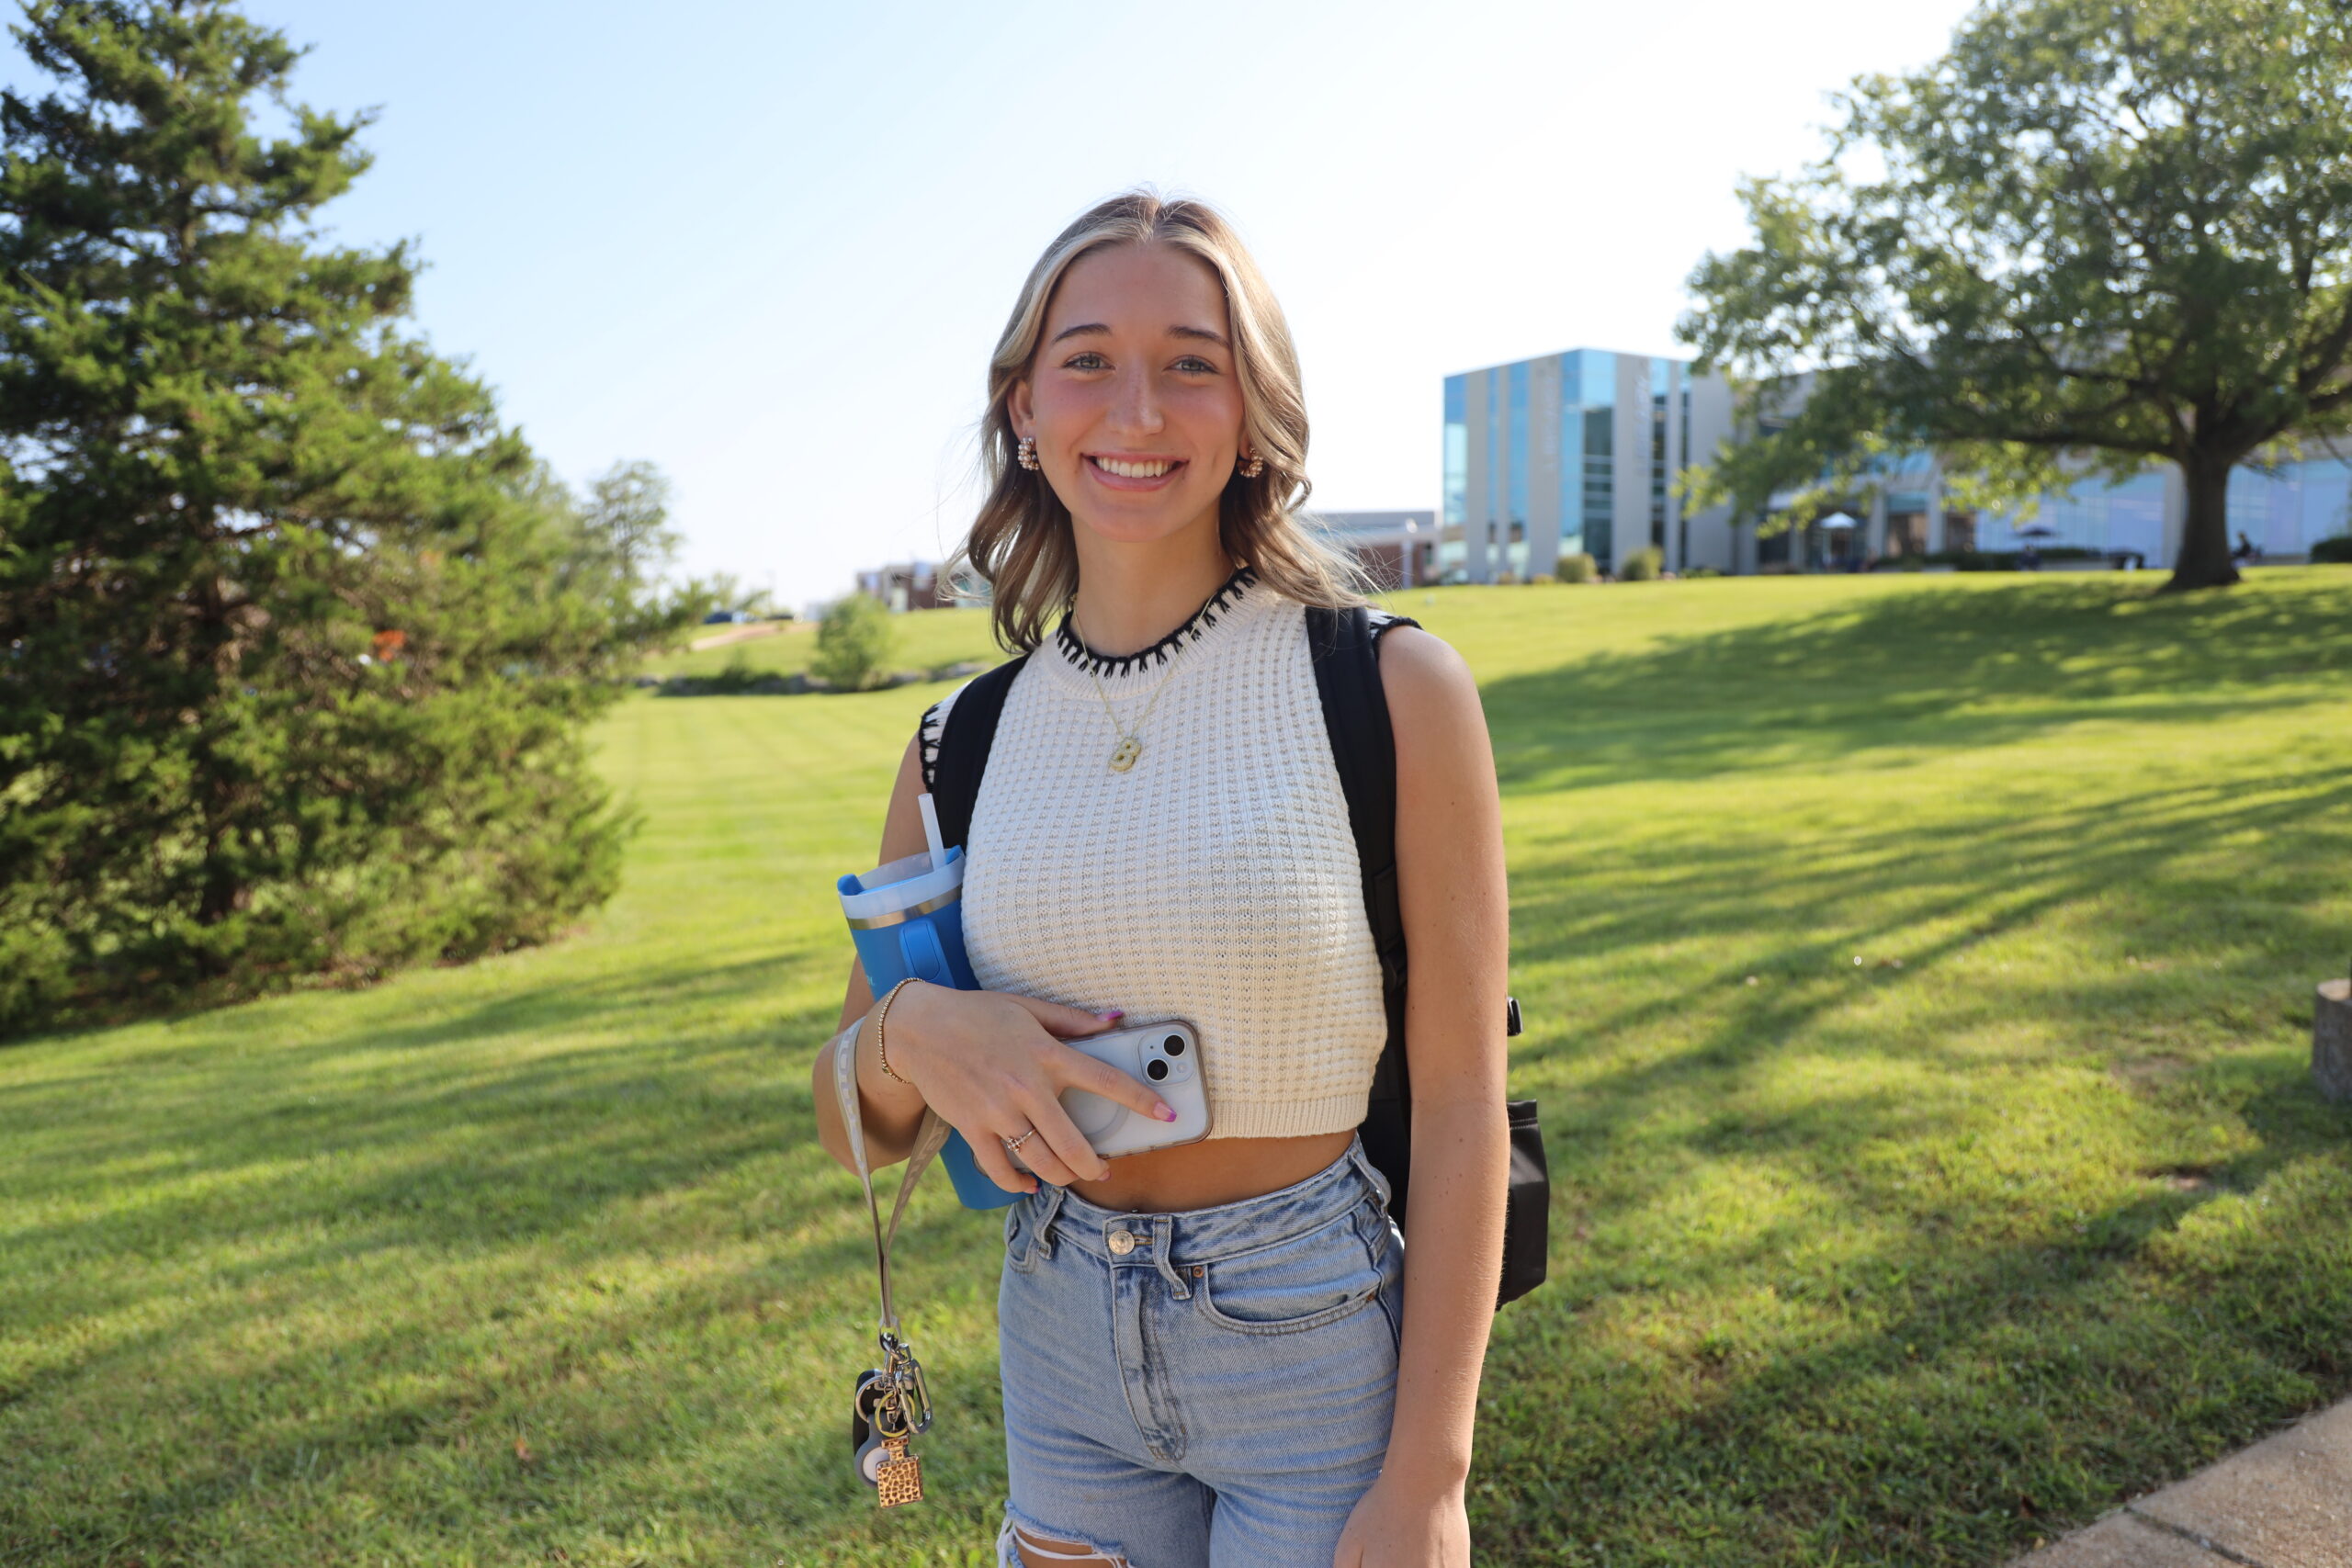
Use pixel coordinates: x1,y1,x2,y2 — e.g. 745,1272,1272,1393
832,1017,951,1332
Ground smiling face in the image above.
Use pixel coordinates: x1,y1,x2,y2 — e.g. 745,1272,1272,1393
1011,242,1248,551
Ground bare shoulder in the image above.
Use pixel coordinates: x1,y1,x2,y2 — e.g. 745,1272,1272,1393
1374,623,1487,744
877,730,930,861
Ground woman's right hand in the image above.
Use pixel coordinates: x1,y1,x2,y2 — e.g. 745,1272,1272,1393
882,982,1175,1193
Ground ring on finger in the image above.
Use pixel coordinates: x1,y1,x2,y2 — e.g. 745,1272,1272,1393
1001,1124,1038,1155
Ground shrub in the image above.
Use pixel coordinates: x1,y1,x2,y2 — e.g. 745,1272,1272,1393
707,655,765,694
811,594,896,691
1529,572,1558,585
1558,552,1600,583
1494,570,1521,585
1620,546,1666,581
2312,534,2352,563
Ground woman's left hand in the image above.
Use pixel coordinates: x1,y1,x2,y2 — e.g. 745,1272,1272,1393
1331,1474,1470,1568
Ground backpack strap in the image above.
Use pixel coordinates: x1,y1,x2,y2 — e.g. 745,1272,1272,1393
921,653,1029,851
1306,604,1420,1216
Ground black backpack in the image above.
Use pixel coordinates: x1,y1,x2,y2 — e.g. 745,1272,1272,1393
926,604,1549,1309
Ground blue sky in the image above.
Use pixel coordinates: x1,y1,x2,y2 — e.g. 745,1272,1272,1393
13,0,1978,607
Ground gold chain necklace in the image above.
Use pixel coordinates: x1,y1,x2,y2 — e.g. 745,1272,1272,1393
1071,613,1189,773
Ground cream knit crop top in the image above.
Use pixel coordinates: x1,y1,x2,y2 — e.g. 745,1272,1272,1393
920,570,1389,1140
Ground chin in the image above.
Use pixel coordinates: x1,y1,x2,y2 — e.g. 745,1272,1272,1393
1068,486,1225,548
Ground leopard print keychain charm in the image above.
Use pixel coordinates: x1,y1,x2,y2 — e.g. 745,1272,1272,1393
875,1432,923,1507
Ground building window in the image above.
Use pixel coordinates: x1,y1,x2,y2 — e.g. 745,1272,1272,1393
1442,376,1466,527
1507,360,1530,534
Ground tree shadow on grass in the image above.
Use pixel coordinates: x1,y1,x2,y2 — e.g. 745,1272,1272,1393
1482,575,2352,791
1477,1145,2352,1565
0,934,1018,1563
1506,762,2352,1098
1464,591,2352,1562
1,995,1012,1565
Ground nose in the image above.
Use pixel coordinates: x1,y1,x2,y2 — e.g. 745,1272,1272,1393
1106,362,1165,436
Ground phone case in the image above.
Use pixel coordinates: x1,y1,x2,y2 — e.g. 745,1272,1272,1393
1012,1019,1212,1169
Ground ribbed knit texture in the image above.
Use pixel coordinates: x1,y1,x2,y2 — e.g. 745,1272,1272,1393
935,579,1388,1140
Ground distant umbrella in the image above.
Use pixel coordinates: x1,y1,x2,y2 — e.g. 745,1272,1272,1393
2018,525,2059,539
1817,511,1860,530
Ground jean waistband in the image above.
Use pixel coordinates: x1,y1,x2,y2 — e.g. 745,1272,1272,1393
1026,1135,1390,1269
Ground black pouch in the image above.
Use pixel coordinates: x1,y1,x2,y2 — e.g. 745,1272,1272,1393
1498,1099,1550,1306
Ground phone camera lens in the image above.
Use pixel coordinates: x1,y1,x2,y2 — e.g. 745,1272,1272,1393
1163,1035,1185,1055
1146,1058,1170,1082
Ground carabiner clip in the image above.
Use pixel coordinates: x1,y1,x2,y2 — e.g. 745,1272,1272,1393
876,1330,934,1437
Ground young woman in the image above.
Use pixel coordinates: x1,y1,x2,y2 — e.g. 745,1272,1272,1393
812,192,1510,1568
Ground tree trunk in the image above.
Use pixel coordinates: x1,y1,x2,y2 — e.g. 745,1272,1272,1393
2167,452,2242,592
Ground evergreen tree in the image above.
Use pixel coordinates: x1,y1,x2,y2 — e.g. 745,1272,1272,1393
0,1,636,1031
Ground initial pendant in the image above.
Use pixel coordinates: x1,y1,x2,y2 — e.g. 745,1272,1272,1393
1109,738,1142,773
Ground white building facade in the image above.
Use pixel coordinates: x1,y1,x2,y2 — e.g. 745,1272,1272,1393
1442,352,2352,576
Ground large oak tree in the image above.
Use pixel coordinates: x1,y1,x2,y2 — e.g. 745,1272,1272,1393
1679,0,2352,590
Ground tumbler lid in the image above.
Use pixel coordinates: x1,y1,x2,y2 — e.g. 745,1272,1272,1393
838,846,964,927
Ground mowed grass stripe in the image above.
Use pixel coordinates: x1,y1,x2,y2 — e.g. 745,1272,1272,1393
2,571,2348,1567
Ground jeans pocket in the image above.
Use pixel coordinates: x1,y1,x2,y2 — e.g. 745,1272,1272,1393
1003,1199,1040,1275
1193,1207,1385,1336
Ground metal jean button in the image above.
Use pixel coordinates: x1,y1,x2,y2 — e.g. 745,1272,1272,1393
1106,1227,1136,1256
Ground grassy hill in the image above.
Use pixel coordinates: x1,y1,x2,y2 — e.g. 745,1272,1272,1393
5,571,2349,1567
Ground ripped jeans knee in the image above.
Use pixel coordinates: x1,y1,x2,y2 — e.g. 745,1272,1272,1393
996,1512,1127,1566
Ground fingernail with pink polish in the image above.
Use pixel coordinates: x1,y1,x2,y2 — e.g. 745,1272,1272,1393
1155,1102,1176,1122
1100,1010,1125,1023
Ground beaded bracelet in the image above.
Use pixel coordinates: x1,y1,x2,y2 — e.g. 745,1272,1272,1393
872,977,920,1083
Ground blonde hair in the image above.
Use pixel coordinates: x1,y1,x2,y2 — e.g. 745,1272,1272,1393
952,189,1366,650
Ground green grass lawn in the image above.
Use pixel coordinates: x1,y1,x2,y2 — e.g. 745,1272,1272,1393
6,570,2351,1567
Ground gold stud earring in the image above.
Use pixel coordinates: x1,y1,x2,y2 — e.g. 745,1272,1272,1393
1016,435,1041,471
1238,450,1266,479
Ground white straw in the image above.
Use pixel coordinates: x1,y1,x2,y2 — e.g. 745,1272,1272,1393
917,792,947,871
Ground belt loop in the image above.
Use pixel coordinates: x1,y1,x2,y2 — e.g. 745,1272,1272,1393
1349,1135,1393,1213
1149,1214,1189,1299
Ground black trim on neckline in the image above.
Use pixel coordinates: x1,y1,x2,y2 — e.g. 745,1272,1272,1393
1054,567,1258,677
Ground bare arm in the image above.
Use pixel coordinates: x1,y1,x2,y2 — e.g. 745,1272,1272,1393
1337,626,1510,1568
811,737,934,1172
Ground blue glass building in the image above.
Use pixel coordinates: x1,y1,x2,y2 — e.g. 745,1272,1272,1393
1440,348,1736,580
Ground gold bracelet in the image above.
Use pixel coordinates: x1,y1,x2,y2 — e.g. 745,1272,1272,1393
872,977,920,1083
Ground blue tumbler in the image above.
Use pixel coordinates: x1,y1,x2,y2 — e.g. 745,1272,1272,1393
837,795,1018,1211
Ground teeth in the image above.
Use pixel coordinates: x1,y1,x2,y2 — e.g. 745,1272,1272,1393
1095,457,1171,479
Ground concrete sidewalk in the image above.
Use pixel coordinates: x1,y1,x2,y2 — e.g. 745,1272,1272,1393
2008,1397,2352,1568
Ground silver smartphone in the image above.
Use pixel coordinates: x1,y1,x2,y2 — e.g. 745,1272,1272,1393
1012,1019,1212,1170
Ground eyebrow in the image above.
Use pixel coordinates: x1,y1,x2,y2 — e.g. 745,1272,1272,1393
1047,321,1230,347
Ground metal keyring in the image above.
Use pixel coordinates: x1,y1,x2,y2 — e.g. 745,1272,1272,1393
1001,1125,1038,1154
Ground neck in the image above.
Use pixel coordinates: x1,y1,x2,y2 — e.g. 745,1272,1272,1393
1067,515,1237,657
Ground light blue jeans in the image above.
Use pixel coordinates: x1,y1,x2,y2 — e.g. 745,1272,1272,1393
994,1137,1406,1568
